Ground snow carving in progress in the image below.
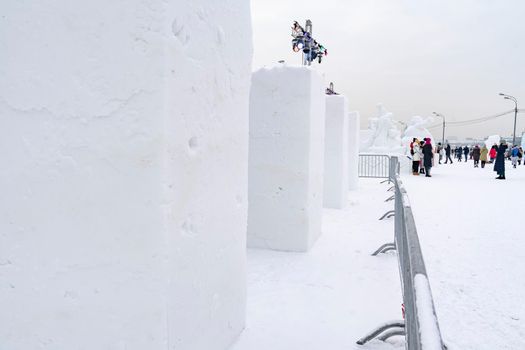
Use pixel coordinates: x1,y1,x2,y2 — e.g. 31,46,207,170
360,103,403,154
248,66,325,252
0,1,252,350
323,95,349,209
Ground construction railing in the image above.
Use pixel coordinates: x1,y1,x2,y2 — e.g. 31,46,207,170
358,157,446,349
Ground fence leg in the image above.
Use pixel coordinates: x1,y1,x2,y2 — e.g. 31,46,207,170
379,210,395,220
371,243,396,256
356,321,405,345
378,329,405,341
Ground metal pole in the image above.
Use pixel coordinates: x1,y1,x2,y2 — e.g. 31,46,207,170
432,112,445,146
513,102,518,146
499,93,518,145
305,20,312,66
442,119,445,146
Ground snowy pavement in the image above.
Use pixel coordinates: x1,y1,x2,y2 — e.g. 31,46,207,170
231,179,404,350
401,159,525,350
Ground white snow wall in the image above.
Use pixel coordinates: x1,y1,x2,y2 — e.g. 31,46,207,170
323,96,349,209
248,67,325,252
348,111,361,190
0,2,252,350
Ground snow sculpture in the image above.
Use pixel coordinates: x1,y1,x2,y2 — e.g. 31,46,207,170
402,115,435,149
485,135,501,148
0,1,252,349
324,95,349,209
360,103,403,154
248,66,325,252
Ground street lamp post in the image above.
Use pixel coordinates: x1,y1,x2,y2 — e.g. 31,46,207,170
432,112,446,146
499,93,518,146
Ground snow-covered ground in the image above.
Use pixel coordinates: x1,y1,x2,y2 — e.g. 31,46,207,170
231,158,525,350
402,159,525,350
231,180,405,350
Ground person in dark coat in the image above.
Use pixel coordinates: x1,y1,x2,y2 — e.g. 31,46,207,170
494,140,508,179
444,143,453,164
472,145,481,167
456,146,462,162
419,140,426,174
463,146,470,162
422,138,434,177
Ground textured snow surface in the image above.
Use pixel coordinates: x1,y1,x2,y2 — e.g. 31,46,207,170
324,95,349,209
0,1,252,349
402,161,525,350
248,66,325,252
414,274,443,350
233,180,404,350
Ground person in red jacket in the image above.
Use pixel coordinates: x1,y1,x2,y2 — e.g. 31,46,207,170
489,145,497,163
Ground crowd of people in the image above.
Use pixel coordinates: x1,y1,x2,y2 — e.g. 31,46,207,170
409,138,524,180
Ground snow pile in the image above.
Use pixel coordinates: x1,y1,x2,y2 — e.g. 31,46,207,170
414,274,444,350
360,103,403,154
0,1,252,349
248,66,325,252
323,95,349,209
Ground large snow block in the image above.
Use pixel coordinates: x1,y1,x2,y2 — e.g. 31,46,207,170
248,67,325,252
323,96,349,209
0,1,252,350
348,111,361,190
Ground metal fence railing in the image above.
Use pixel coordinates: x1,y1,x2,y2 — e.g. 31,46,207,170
358,157,446,350
358,154,391,179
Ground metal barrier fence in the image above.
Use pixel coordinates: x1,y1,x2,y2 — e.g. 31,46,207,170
358,154,391,179
358,157,446,349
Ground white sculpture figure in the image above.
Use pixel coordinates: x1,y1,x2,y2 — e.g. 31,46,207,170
360,103,403,154
402,115,435,152
485,135,501,148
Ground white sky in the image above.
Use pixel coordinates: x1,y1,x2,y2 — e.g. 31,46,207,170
251,0,525,138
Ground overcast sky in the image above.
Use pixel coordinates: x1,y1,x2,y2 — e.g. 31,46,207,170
251,0,525,139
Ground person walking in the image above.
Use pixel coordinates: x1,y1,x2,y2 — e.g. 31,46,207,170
412,139,422,175
510,145,519,168
480,144,488,168
494,140,508,180
489,145,497,163
456,146,462,162
472,145,481,168
422,138,434,177
463,145,470,162
445,143,453,164
437,142,443,164
518,147,523,166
